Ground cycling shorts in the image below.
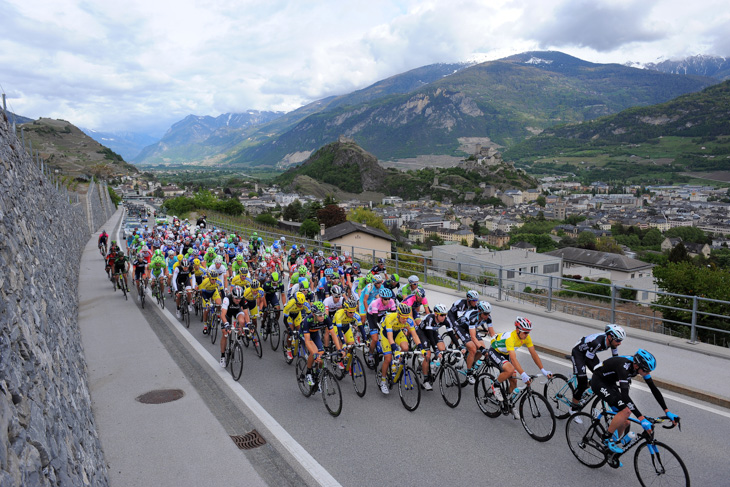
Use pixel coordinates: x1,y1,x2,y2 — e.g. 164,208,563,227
487,349,510,371
265,293,280,307
335,324,355,345
303,329,324,352
416,328,441,350
590,376,628,412
454,325,473,344
379,329,408,355
200,289,220,302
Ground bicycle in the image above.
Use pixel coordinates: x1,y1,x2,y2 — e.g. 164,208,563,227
474,373,556,442
282,324,302,365
375,349,424,412
295,349,343,417
151,277,165,309
177,291,191,329
136,277,148,309
99,241,107,256
413,348,462,408
544,366,598,420
240,321,263,359
205,302,221,344
223,325,244,381
341,344,367,397
565,404,688,486
113,271,128,300
260,304,281,351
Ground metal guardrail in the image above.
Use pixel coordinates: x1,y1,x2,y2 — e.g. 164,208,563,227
206,216,730,348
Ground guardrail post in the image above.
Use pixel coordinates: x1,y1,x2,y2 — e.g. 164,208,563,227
457,263,462,292
498,268,503,301
372,249,376,267
546,276,553,312
423,258,428,284
689,296,698,344
395,251,399,276
610,285,617,323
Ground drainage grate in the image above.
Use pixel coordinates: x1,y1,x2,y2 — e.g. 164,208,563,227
135,389,185,404
230,430,267,450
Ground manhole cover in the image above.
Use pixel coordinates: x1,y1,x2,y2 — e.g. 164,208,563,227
135,389,185,404
230,430,266,450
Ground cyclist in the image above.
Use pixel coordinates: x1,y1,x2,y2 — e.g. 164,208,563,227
172,258,195,318
331,298,362,346
323,285,344,318
569,324,626,413
447,290,480,325
376,303,423,395
416,303,458,390
358,273,384,321
398,275,422,302
453,301,494,384
98,230,108,253
370,257,388,280
242,279,265,334
112,250,130,291
590,349,679,454
219,286,247,367
488,317,552,418
282,292,311,360
132,249,150,296
148,251,168,297
262,271,286,323
196,272,222,333
366,287,397,360
302,301,343,387
400,287,431,326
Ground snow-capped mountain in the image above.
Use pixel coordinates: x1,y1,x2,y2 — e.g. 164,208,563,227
625,55,730,80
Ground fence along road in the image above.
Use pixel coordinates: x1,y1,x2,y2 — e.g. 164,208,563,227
100,211,730,486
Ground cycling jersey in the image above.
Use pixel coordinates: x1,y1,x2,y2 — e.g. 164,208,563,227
323,296,343,315
367,298,396,316
447,298,475,324
591,356,668,418
573,333,619,360
490,330,533,355
244,286,264,302
380,312,416,335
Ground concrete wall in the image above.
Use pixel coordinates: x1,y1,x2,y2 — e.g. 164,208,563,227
0,113,109,485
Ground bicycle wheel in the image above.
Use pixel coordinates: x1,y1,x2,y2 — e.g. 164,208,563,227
519,391,556,442
252,328,263,359
350,355,367,397
438,364,462,408
474,373,502,418
184,303,190,328
295,357,313,397
139,286,145,309
210,317,218,344
565,413,607,468
230,341,244,381
634,441,689,487
283,331,294,365
411,352,426,384
544,373,574,420
261,318,269,341
269,320,280,351
159,288,165,310
321,370,343,417
329,355,346,381
398,366,421,412
121,279,128,300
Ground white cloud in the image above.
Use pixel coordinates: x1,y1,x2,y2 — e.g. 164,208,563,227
0,0,727,135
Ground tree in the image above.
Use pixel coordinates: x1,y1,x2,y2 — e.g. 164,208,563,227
283,200,303,222
666,227,710,244
461,238,469,247
153,187,165,198
317,204,347,228
595,237,624,254
323,194,338,206
641,228,664,247
577,231,597,250
300,218,319,238
565,215,587,226
255,213,278,226
472,237,481,248
302,201,323,221
214,198,244,216
347,207,389,233
472,220,482,236
536,195,546,207
668,242,691,263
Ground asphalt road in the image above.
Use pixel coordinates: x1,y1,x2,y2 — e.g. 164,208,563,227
113,208,727,486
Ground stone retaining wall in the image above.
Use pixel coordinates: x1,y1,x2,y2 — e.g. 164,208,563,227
0,112,109,486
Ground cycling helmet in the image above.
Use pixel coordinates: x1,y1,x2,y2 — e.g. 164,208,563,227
324,268,334,276
295,292,306,305
291,244,297,250
391,273,400,284
117,250,124,257
193,258,201,266
415,288,426,299
331,251,338,258
181,259,191,267
300,279,310,289
373,274,385,283
231,286,244,299
353,262,361,271
408,275,419,284
271,272,280,282
633,349,656,372
364,273,373,283
433,303,448,315
397,303,412,317
298,265,307,275
177,255,184,261
154,249,163,257
377,258,385,265
330,285,343,296
605,324,626,342
343,298,357,311
515,316,532,331
466,290,479,300
214,256,223,265
318,250,324,257
379,288,393,299
477,301,492,313
235,254,244,262
250,279,260,289
312,301,326,316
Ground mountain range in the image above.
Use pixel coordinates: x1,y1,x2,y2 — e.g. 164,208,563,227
130,51,718,170
625,54,730,81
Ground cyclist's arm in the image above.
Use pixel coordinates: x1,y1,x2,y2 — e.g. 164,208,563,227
527,345,547,372
639,370,669,413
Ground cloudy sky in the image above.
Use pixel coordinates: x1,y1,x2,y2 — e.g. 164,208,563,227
1,0,728,136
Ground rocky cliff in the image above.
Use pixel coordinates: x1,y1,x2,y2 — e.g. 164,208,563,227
0,111,109,486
